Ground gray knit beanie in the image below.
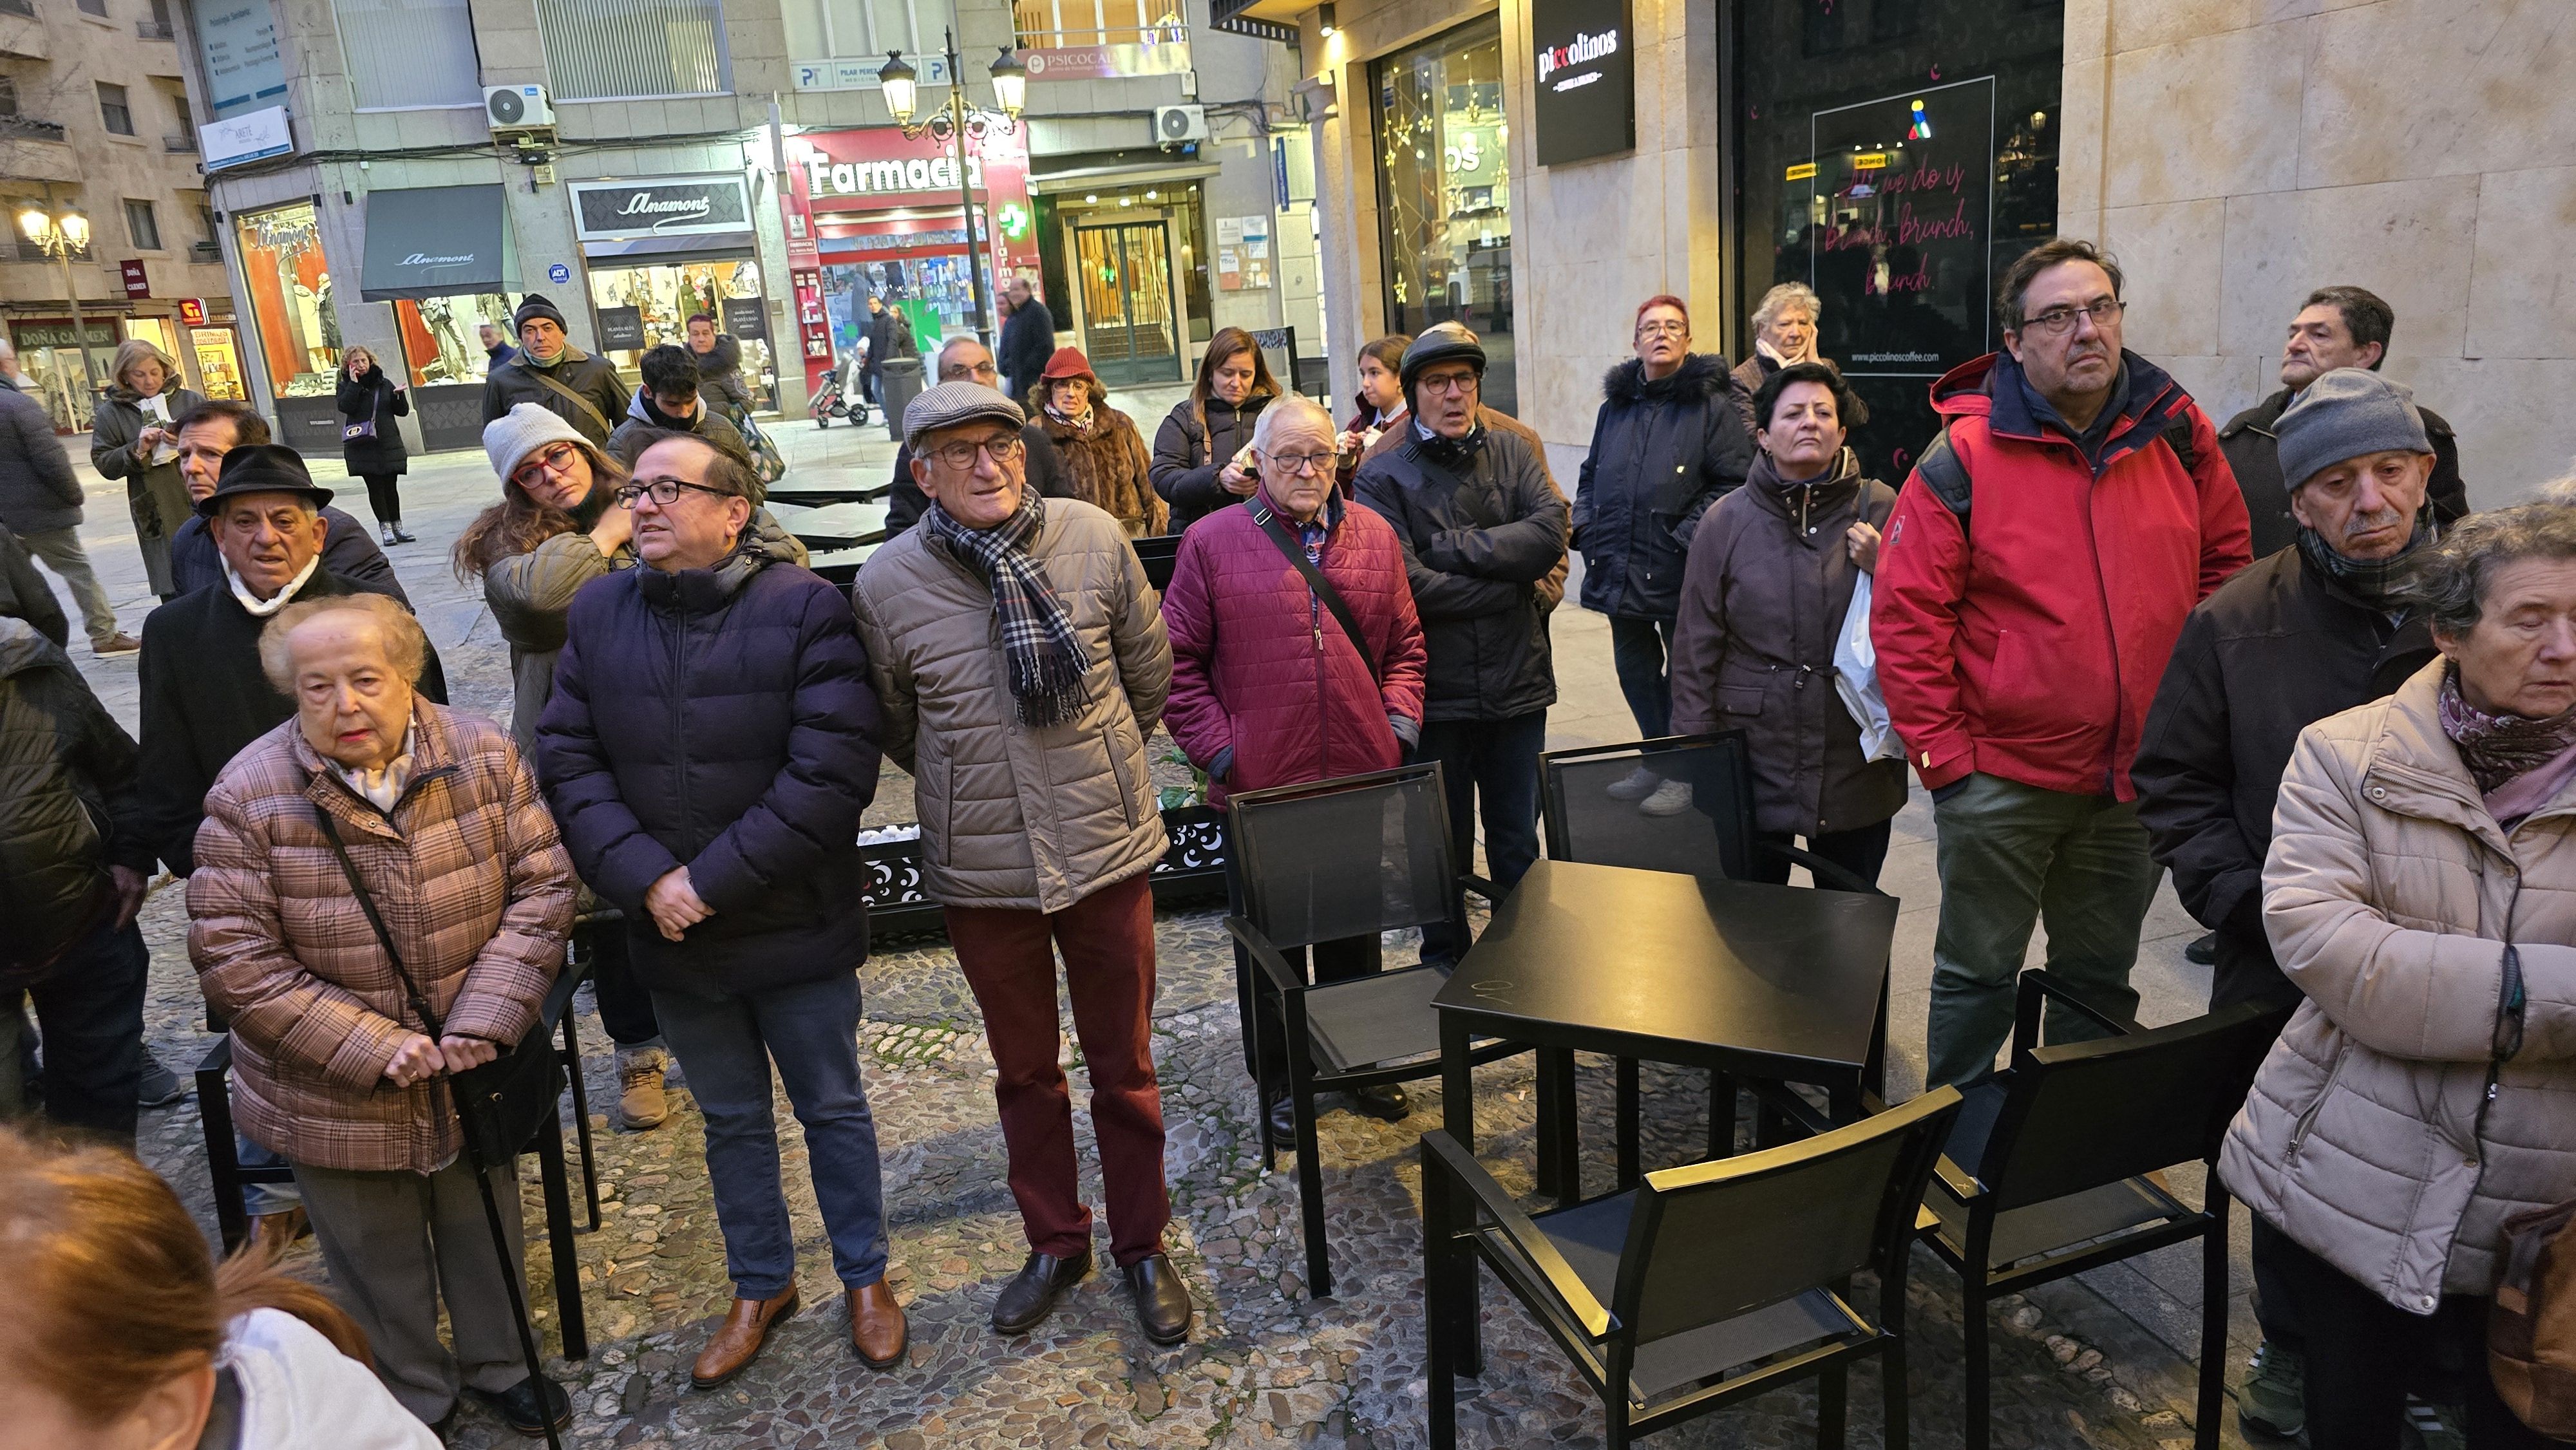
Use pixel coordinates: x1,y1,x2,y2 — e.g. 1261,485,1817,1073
902,381,1024,450
2277,367,2431,490
484,401,592,482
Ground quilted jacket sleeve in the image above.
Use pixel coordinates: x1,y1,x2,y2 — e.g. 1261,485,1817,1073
442,738,575,1048
533,603,681,910
850,574,920,774
484,531,612,652
1666,506,1735,738
1159,532,1231,771
1377,555,1429,727
1151,407,1226,516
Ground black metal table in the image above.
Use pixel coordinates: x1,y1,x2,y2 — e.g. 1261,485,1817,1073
1433,858,1895,1197
764,482,890,507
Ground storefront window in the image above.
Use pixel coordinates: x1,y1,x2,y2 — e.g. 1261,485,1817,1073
820,245,981,370
10,319,117,431
235,202,343,398
191,327,247,400
1373,17,1513,415
394,294,520,386
586,260,775,410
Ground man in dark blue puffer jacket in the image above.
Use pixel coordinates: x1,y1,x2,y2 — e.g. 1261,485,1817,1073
535,428,909,1391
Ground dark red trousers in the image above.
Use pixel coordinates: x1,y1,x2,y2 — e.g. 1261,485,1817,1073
944,872,1171,1266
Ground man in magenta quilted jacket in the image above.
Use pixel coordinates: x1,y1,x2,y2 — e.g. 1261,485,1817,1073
1162,393,1428,1140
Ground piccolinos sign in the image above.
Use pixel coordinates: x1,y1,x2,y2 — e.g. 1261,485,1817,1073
1528,0,1634,167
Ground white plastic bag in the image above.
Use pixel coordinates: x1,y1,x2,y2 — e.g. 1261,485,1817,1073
1835,573,1904,762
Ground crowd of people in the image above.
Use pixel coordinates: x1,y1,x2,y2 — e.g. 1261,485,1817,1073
0,236,2571,1449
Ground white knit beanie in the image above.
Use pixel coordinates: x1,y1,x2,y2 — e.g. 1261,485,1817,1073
483,401,592,481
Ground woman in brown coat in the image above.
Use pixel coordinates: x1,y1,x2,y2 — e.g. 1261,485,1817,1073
1669,360,1904,885
187,590,576,1436
1036,347,1165,537
2222,502,2576,1449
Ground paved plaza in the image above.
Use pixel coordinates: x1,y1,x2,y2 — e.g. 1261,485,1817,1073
46,399,2258,1448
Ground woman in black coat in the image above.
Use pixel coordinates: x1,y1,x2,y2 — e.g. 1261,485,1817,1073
335,346,413,545
1150,327,1278,534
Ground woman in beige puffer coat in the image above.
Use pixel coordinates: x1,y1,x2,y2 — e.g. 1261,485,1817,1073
2221,502,2576,1449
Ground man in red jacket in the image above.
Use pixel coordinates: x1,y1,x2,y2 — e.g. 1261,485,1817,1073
1873,238,2252,1088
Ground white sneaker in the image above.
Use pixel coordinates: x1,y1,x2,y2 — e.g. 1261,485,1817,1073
1639,780,1694,816
1605,765,1662,801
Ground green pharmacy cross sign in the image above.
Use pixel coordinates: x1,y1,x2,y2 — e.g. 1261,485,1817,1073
996,202,1031,241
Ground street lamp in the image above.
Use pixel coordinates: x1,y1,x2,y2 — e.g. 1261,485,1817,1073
17,200,102,401
880,33,1027,348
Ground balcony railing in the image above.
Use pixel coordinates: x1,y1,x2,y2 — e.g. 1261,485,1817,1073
15,237,92,262
0,115,68,142
136,19,173,37
1010,1,1189,50
1206,0,1294,42
190,240,220,262
164,133,195,152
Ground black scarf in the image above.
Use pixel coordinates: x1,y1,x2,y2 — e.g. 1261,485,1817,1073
2296,508,2437,610
1411,420,1488,471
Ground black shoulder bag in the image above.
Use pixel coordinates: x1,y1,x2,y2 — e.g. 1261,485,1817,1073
1249,500,1380,683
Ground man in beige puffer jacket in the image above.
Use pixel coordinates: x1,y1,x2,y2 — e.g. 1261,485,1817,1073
2221,501,2576,1448
850,382,1193,1348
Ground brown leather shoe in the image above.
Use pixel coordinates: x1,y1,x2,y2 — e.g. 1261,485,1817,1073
848,1280,907,1368
690,1286,800,1389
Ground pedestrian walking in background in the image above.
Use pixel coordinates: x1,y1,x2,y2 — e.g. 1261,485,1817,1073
88,339,205,603
607,344,756,481
998,278,1057,405
1670,360,1905,887
0,341,135,654
2134,368,2452,1442
1164,393,1428,1142
1873,237,2251,1088
853,381,1194,1345
1035,347,1164,537
884,337,1072,534
1335,334,1410,493
0,605,152,1140
1572,294,1756,812
0,1125,440,1449
2221,500,2576,1450
1727,283,1824,433
536,431,904,1388
480,296,627,449
860,294,914,406
2220,285,2470,560
188,590,574,1439
1354,323,1568,966
1153,328,1280,533
169,400,407,605
479,323,517,371
686,312,757,418
335,346,415,547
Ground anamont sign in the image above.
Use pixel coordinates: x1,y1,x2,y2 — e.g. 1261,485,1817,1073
567,175,754,241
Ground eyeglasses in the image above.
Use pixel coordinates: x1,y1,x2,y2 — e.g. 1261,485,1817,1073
1262,449,1336,475
925,433,1027,470
2017,297,2125,337
511,442,582,487
941,359,1001,382
1417,372,1478,396
1635,320,1689,338
615,476,737,508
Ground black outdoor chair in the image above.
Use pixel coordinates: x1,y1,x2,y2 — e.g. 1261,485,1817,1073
1420,1086,1962,1449
1912,970,2293,1450
1226,761,1533,1299
1132,532,1182,593
194,923,616,1360
1537,733,1893,1191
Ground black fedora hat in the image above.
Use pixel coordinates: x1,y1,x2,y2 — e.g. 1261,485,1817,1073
196,444,334,516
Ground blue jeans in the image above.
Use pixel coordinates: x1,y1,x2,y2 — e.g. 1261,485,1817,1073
1418,710,1548,963
650,970,888,1299
1607,616,1676,739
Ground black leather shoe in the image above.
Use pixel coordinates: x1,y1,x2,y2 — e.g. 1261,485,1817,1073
2185,932,2219,965
1265,1092,1298,1144
1123,1253,1194,1344
991,1249,1091,1334
1349,1083,1411,1122
465,1375,571,1437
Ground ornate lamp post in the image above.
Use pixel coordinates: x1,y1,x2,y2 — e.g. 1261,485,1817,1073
881,36,1027,348
16,199,100,400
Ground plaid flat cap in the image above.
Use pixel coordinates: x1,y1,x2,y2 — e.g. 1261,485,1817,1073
902,381,1025,451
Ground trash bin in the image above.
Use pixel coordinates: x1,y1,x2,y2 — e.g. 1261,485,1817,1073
879,357,926,444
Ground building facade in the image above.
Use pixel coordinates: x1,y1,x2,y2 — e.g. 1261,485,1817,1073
160,0,1309,462
0,0,241,431
1271,0,2571,503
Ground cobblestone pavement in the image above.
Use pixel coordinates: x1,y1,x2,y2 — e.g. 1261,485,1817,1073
60,410,2239,1448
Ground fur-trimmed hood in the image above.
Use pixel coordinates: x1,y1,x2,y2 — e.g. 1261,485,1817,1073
1601,351,1728,406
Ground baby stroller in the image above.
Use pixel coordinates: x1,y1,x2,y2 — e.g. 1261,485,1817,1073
809,356,872,429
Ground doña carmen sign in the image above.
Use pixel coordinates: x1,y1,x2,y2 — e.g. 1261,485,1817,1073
1528,0,1633,166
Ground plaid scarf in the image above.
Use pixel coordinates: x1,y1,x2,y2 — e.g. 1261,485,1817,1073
925,491,1088,727
2437,663,2576,795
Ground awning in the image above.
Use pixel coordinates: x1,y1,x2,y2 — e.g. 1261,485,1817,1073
359,185,519,302
1025,160,1220,195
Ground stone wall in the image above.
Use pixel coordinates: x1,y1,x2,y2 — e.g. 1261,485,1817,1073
2058,0,2576,506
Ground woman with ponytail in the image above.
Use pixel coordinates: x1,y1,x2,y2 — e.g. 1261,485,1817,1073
0,1125,435,1447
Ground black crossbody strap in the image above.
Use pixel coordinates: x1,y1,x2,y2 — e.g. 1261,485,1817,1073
524,365,614,440
311,804,446,1042
1249,500,1380,685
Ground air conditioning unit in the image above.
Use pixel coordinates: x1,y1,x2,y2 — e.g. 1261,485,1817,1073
1153,104,1207,146
486,84,556,131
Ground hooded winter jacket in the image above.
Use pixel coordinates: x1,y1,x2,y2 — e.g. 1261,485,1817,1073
1162,491,1426,806
605,388,757,483
2219,661,2576,1313
1353,423,1567,724
1871,350,2253,799
1152,391,1275,533
1669,449,1907,838
0,616,147,975
535,531,882,995
851,497,1171,912
1572,353,1756,620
